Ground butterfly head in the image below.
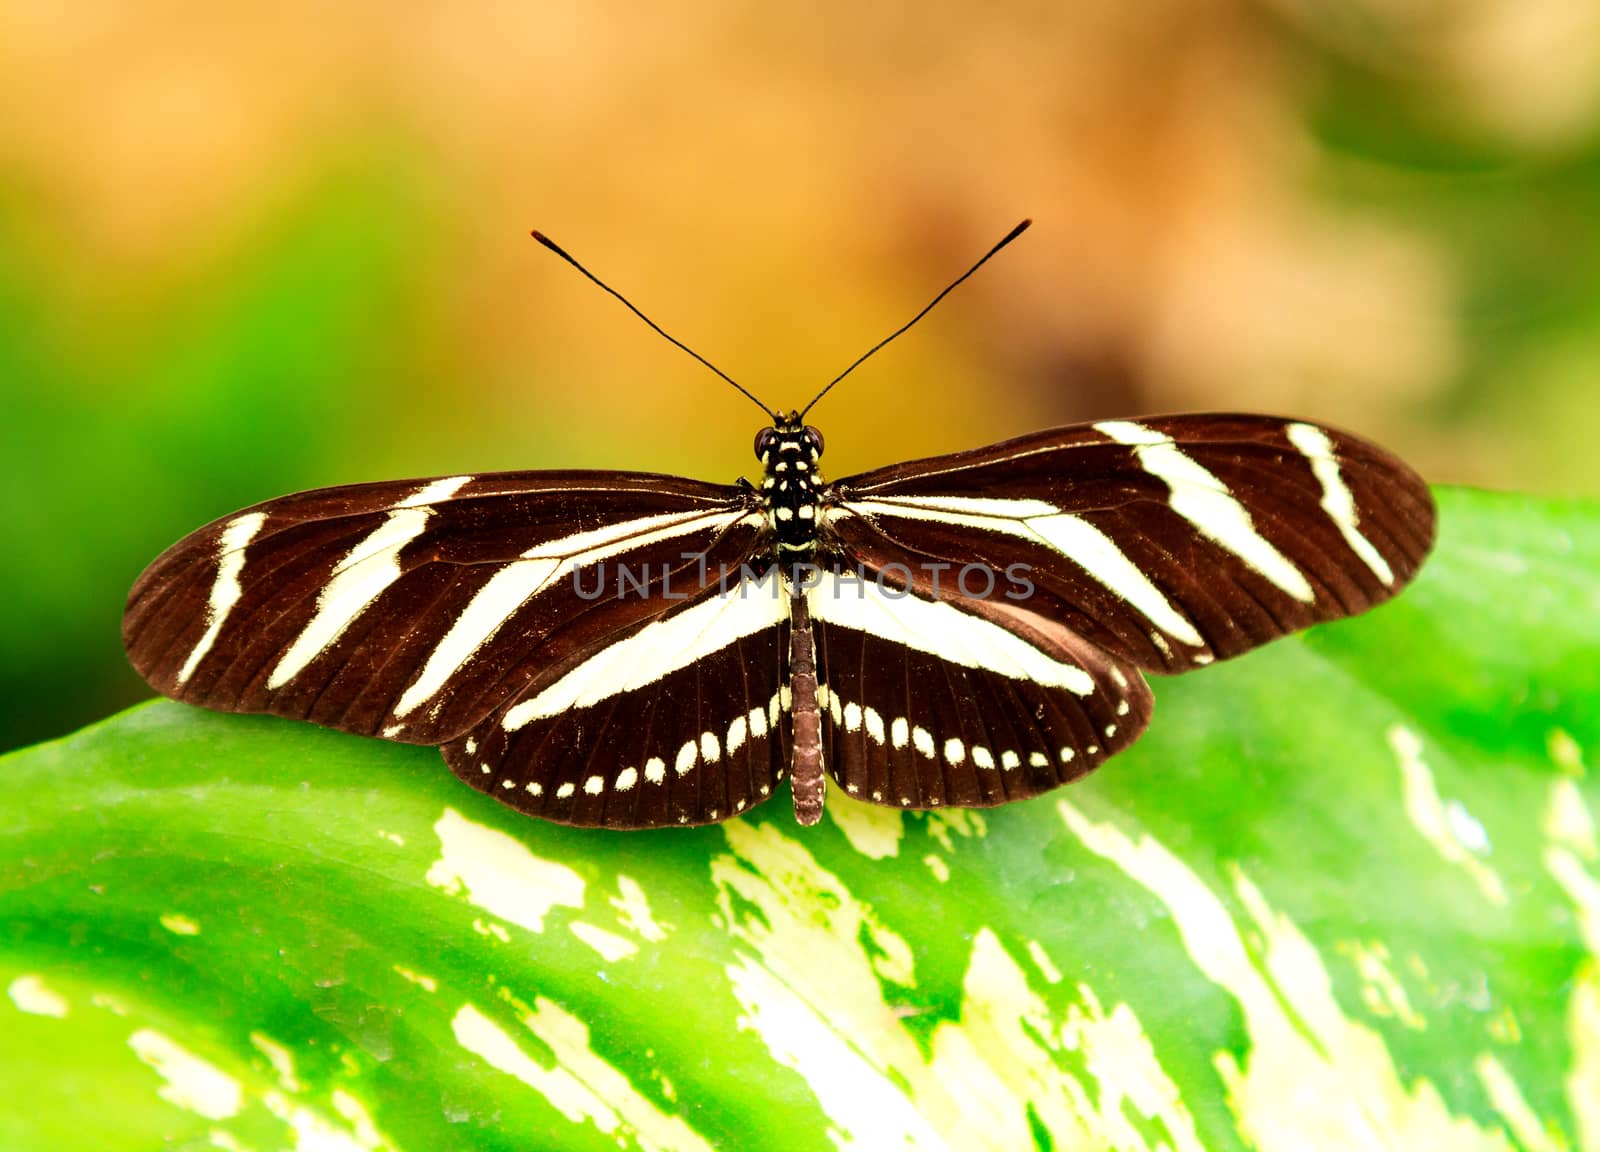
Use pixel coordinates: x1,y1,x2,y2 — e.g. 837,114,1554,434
754,410,824,466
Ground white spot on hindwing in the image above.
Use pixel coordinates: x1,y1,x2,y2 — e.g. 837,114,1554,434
556,782,575,799
644,758,666,785
615,767,638,792
727,714,748,756
676,741,697,776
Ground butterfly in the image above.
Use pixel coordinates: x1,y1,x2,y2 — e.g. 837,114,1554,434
123,222,1436,829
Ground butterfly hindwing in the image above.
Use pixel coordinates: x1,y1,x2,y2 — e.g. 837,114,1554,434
807,571,1152,810
446,568,792,828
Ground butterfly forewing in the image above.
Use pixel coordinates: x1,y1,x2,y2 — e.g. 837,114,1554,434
124,471,761,745
808,572,1152,810
827,414,1434,674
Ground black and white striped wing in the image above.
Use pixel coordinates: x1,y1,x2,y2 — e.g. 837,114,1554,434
446,569,794,828
808,573,1152,810
124,471,763,747
827,414,1435,673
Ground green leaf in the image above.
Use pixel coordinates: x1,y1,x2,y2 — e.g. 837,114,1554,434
3,486,1597,1151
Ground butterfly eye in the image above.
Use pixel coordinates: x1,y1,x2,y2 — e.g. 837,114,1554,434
754,428,776,459
804,426,825,455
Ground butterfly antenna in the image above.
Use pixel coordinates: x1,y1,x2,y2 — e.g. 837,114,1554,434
799,219,1032,420
531,230,775,418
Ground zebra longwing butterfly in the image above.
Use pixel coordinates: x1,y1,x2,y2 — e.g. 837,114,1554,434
123,222,1435,829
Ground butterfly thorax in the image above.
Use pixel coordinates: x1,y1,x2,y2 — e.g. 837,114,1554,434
755,413,825,559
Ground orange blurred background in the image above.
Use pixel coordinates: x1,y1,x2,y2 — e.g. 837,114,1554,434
3,1,1599,748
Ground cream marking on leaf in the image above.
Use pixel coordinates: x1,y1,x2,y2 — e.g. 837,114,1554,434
504,569,788,729
426,809,584,933
611,875,670,943
393,965,438,992
810,574,1094,694
714,822,1204,1151
160,913,200,936
1026,940,1063,985
178,512,267,684
1337,941,1425,1030
8,974,68,1017
1475,1055,1561,1152
570,921,638,963
829,799,905,859
1060,799,1514,1151
1286,423,1394,585
1389,726,1507,905
249,1032,305,1093
452,1003,714,1150
129,1029,243,1120
1097,420,1314,602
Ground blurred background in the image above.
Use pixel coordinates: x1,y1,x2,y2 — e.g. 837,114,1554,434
3,1,1598,751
